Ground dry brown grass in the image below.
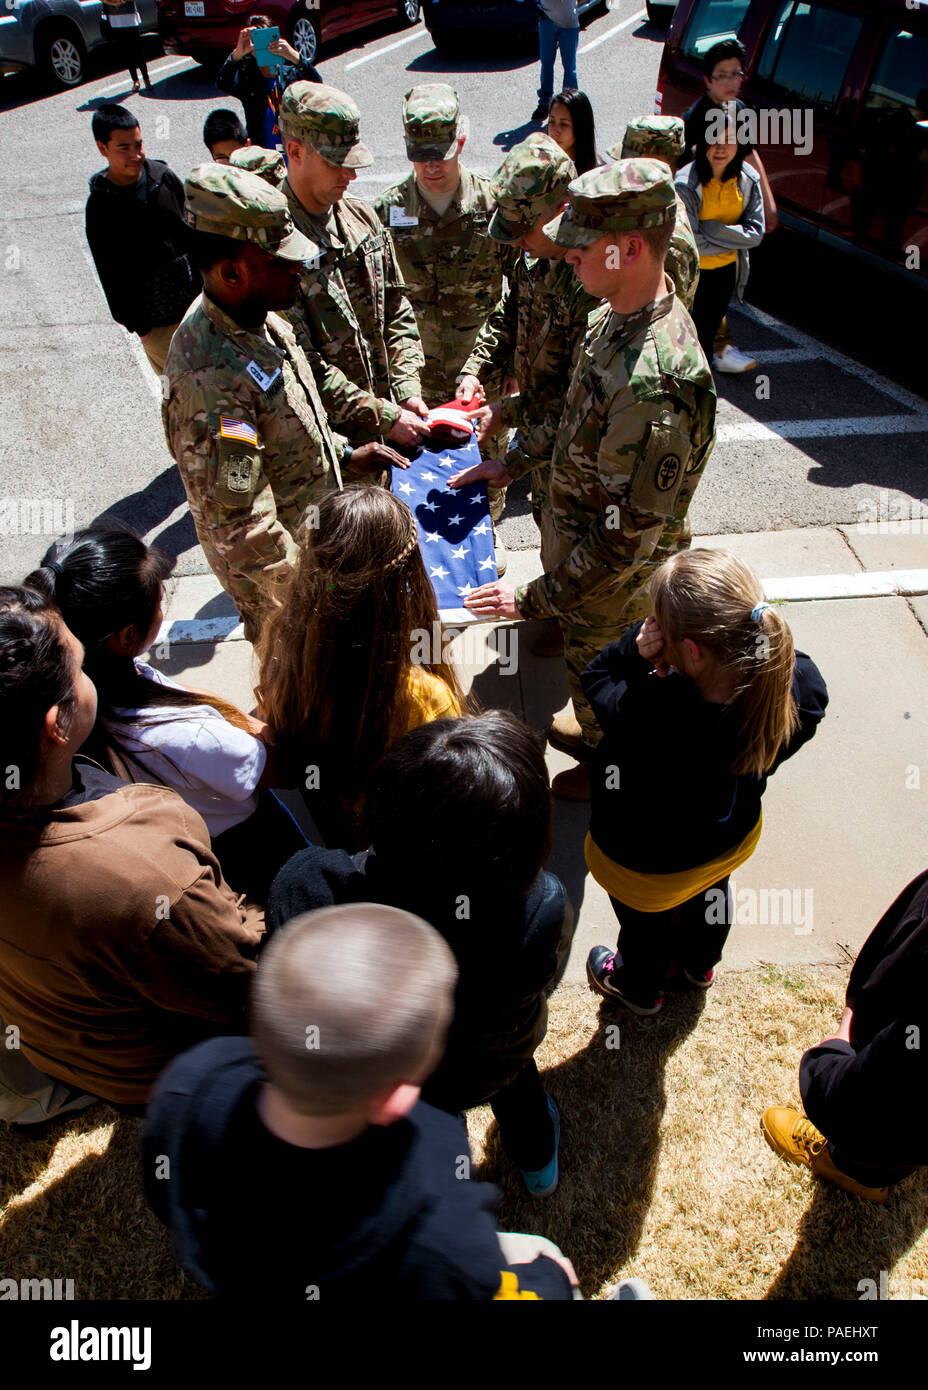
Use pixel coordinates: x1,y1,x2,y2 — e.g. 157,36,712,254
2,966,927,1300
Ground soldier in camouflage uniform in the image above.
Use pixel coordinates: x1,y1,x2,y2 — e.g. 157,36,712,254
162,164,405,641
452,133,597,582
278,82,431,457
608,116,700,312
372,84,518,404
229,144,288,189
462,160,717,800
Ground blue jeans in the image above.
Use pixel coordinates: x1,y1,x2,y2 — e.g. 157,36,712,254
537,18,579,102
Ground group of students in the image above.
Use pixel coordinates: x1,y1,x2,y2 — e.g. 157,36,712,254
13,35,926,1299
2,496,926,1291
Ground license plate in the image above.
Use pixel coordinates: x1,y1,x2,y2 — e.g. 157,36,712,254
184,2,204,16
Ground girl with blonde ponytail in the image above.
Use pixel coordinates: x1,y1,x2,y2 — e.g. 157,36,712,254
583,548,828,1016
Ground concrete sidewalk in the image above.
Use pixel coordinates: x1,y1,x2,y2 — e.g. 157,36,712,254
154,523,928,986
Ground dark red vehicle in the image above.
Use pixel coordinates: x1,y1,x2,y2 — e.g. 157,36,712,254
158,0,421,67
656,0,928,282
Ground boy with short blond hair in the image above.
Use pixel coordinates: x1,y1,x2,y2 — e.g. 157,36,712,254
143,904,575,1300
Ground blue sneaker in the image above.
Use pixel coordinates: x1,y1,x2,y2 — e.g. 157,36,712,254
520,1094,560,1197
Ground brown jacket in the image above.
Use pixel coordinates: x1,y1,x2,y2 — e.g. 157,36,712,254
0,776,264,1104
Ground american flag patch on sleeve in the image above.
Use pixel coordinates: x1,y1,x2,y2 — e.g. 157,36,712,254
219,417,259,446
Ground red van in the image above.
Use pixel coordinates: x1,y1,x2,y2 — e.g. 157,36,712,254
656,0,928,283
158,0,421,68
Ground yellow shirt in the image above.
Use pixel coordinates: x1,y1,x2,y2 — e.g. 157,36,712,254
395,665,464,737
699,176,743,270
584,813,763,913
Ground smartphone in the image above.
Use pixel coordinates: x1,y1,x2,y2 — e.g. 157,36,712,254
251,25,282,71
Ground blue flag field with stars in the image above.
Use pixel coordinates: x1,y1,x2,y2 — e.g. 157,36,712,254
391,430,498,617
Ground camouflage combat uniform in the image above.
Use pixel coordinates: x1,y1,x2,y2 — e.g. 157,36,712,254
514,160,717,747
373,85,517,402
278,83,424,445
609,117,700,312
459,134,596,568
162,164,345,642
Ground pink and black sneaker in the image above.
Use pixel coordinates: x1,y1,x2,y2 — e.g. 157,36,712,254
586,947,663,1016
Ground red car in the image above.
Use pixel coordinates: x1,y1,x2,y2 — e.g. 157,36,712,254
656,0,928,282
158,0,421,67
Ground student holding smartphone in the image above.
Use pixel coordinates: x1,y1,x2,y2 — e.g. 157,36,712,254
217,16,322,151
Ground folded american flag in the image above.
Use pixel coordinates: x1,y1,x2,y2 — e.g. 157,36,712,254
391,429,498,615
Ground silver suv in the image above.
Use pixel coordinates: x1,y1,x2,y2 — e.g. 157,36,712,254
0,0,158,89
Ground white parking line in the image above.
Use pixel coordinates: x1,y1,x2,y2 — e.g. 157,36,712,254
719,415,928,442
96,55,193,96
578,8,646,54
739,303,928,417
344,26,425,71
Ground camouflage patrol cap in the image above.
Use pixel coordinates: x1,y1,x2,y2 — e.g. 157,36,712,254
229,145,287,189
488,132,577,244
543,159,677,247
279,81,373,169
183,163,318,262
611,116,685,165
403,83,461,162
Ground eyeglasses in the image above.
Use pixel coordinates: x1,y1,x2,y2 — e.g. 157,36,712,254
712,70,744,80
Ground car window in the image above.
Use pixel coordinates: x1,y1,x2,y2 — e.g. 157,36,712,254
756,2,864,112
864,27,928,119
681,0,752,59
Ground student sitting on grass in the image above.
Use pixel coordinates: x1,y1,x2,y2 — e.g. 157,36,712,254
0,586,264,1112
143,904,578,1299
203,108,250,164
256,485,466,849
268,711,576,1197
584,550,828,1017
29,526,306,900
763,868,928,1204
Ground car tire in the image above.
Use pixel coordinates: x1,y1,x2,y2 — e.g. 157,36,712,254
426,26,461,54
397,0,421,24
289,8,320,66
645,1,674,25
40,25,87,88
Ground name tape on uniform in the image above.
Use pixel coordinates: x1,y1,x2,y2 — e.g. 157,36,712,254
245,360,282,393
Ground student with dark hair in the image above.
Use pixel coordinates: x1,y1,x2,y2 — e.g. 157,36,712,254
256,485,466,849
0,586,265,1112
682,38,777,373
584,550,827,1016
28,526,306,899
217,16,321,150
677,111,765,367
203,108,250,163
144,904,577,1298
763,870,928,1204
85,105,196,376
267,711,576,1196
546,88,602,175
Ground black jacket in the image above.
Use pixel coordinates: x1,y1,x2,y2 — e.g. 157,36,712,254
800,870,928,1167
216,53,322,148
85,158,197,336
143,1036,573,1300
582,622,829,874
268,847,575,1109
